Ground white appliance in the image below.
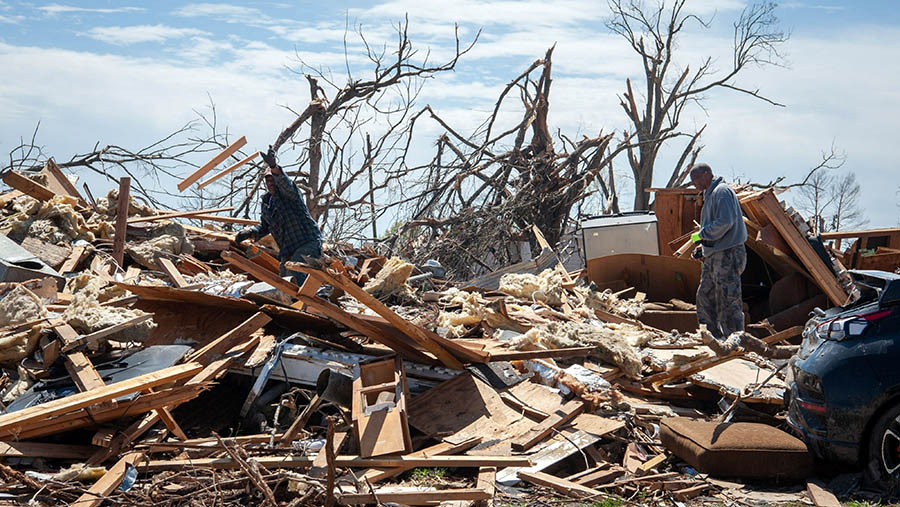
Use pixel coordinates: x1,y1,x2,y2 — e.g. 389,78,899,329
580,212,659,261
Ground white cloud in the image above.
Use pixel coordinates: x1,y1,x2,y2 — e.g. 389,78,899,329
781,2,846,11
81,25,210,45
358,0,609,27
172,3,262,21
38,4,145,15
0,13,23,23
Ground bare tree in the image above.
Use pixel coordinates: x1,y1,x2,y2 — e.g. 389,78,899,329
382,47,631,279
829,171,867,232
607,0,788,209
796,169,834,235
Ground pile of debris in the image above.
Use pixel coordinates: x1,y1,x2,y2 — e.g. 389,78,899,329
0,154,896,506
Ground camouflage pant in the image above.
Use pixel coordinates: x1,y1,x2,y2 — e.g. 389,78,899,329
697,244,746,339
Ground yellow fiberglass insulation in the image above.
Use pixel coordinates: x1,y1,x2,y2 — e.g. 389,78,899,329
63,289,155,343
0,285,50,365
65,273,129,303
499,268,566,306
508,320,644,380
572,286,644,319
363,257,414,299
95,188,155,218
8,194,94,244
126,222,194,270
0,284,48,327
436,288,531,337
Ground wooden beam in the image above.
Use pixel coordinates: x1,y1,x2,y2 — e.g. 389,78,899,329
189,214,259,225
287,263,469,369
517,470,603,498
475,466,496,507
337,489,490,505
185,311,271,365
756,190,847,305
2,170,55,201
510,400,585,452
280,394,322,444
0,363,201,438
196,151,259,189
0,441,97,459
43,159,86,205
177,136,247,192
128,206,234,224
819,227,900,240
59,245,89,274
359,438,481,484
222,250,299,295
158,257,188,288
64,352,107,392
112,177,130,267
72,452,143,507
61,314,154,352
141,455,533,472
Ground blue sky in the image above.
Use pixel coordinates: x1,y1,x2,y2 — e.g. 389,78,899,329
1,1,898,233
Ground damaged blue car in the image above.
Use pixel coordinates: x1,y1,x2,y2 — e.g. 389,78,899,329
787,270,900,481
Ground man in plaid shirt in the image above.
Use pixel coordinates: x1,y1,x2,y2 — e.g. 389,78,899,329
236,148,322,286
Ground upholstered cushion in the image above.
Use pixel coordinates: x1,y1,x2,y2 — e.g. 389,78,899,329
660,418,812,480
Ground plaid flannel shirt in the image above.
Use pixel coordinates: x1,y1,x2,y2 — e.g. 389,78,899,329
249,172,322,260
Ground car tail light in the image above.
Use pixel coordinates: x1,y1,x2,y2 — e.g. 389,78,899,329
815,308,893,341
798,399,827,415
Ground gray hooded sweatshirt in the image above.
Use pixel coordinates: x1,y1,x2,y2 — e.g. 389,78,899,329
699,176,747,255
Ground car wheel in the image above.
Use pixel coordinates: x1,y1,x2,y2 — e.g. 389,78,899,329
867,403,900,485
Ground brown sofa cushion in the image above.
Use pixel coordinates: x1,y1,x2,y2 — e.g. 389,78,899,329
660,418,812,480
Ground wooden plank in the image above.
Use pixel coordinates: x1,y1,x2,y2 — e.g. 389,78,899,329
0,441,97,459
43,159,85,204
359,438,481,484
288,264,469,369
517,470,602,498
20,236,71,269
654,192,684,256
280,394,322,444
488,347,598,362
185,311,271,364
158,257,189,288
807,480,842,507
222,250,299,295
337,489,490,505
189,214,259,225
65,352,107,392
72,452,142,507
643,325,802,386
0,363,201,437
141,455,533,472
61,314,154,352
60,245,88,274
247,245,281,274
820,227,900,240
154,405,188,441
756,190,846,305
572,466,627,487
114,282,258,312
638,452,667,473
197,151,260,189
128,206,233,224
2,170,55,201
177,136,247,192
475,466,496,507
112,177,130,267
510,400,584,452
14,387,200,442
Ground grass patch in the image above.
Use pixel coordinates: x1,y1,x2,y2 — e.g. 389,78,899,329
407,467,447,484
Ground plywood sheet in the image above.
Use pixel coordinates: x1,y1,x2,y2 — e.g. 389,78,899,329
117,283,259,312
690,358,785,403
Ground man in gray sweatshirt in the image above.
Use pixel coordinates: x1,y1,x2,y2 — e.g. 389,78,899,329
690,163,748,339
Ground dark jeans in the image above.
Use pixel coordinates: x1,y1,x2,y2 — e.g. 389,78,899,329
279,240,322,286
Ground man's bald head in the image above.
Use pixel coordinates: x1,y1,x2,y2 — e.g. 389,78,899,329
690,162,714,191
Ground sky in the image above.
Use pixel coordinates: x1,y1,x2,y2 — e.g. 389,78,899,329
1,0,898,233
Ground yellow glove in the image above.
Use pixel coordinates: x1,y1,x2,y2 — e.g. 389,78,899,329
691,232,701,244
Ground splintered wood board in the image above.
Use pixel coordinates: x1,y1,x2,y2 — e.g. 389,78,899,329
408,374,561,455
116,283,258,312
690,358,785,403
496,413,625,485
642,346,713,372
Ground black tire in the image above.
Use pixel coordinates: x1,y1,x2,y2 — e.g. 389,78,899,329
866,403,900,488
